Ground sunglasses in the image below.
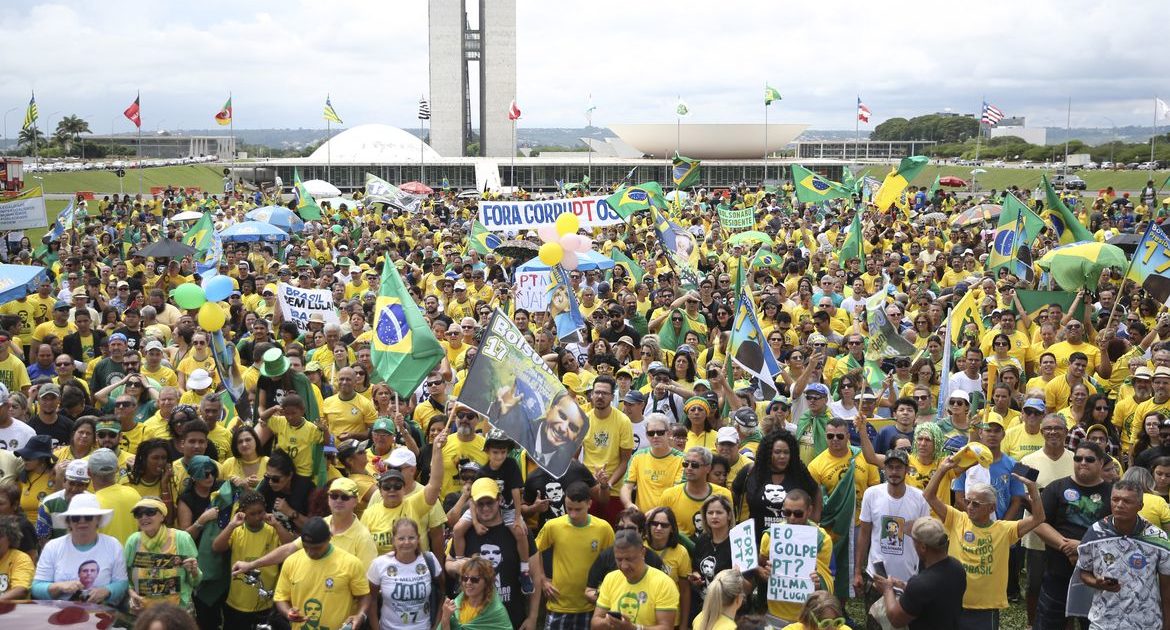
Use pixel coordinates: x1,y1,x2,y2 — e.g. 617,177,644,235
681,461,706,469
461,575,483,584
1073,455,1098,463
426,381,444,387
381,482,405,491
646,430,667,438
328,493,355,501
649,521,671,529
55,362,72,367
264,474,285,483
68,515,96,523
115,401,135,408
133,508,160,518
97,430,119,438
457,412,477,420
826,433,847,441
781,508,805,518
804,394,825,401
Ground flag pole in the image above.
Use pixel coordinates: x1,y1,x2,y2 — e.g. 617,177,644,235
1153,95,1158,165
763,83,769,183
229,91,235,168
136,92,142,195
854,95,860,164
1109,220,1150,328
326,117,331,183
419,97,425,186
510,116,516,197
973,96,983,192
1064,97,1072,178
586,96,593,186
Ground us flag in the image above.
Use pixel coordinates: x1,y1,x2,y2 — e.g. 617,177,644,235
981,101,1005,126
857,97,871,123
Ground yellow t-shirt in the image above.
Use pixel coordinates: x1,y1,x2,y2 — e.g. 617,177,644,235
807,449,880,526
226,522,283,613
659,483,733,538
623,448,684,513
177,354,219,389
264,415,324,478
20,471,56,523
684,430,717,452
440,436,488,499
140,364,179,389
0,354,30,395
1047,340,1100,376
690,613,737,630
582,408,634,495
535,515,615,613
360,491,436,554
321,393,377,439
648,543,691,583
95,483,143,544
2,301,37,345
0,548,34,595
596,565,680,627
1141,493,1170,532
292,516,379,568
32,320,75,343
272,546,369,630
761,526,834,622
942,504,1021,610
1002,425,1045,461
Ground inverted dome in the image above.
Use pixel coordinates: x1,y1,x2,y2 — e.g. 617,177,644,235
308,123,442,162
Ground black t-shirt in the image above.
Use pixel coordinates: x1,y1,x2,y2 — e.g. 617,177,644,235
691,534,732,607
1135,445,1170,471
899,556,966,630
586,546,666,589
464,523,536,628
258,475,313,533
476,457,524,513
1040,476,1112,579
522,460,597,529
27,414,74,451
734,465,819,544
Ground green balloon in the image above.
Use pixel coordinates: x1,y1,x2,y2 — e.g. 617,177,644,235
171,283,207,310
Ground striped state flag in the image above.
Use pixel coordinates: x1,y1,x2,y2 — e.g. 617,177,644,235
418,96,430,120
857,97,871,123
981,101,1005,126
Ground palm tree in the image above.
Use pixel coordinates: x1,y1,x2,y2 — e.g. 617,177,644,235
17,126,46,154
54,115,91,155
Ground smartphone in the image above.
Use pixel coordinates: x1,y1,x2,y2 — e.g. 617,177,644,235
607,611,622,619
872,561,888,579
1012,462,1040,483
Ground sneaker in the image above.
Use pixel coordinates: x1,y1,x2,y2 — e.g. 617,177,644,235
520,571,534,595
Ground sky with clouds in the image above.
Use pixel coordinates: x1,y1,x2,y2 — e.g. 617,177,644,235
2,0,1166,136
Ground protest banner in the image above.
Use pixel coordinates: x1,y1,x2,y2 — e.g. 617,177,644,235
276,282,341,333
478,195,625,231
459,310,588,477
865,292,917,359
729,520,758,572
0,187,48,231
717,203,755,230
767,524,819,603
515,269,552,312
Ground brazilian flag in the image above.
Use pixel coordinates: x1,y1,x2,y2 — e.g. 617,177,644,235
292,168,323,221
671,152,701,189
605,182,666,219
790,164,849,204
469,220,501,255
182,213,215,257
371,261,444,396
609,249,645,284
1041,174,1094,244
750,248,783,272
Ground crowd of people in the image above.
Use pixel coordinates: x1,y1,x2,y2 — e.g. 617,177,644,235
0,173,1164,630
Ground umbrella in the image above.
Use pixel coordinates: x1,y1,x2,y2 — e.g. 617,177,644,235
301,179,341,198
0,264,47,304
950,204,1003,227
218,221,290,243
727,231,773,247
921,212,948,222
400,181,433,195
1037,241,1128,291
245,206,304,233
138,238,196,259
171,210,206,222
665,190,689,202
938,176,967,187
1106,233,1141,256
517,250,615,272
970,168,988,174
493,239,539,259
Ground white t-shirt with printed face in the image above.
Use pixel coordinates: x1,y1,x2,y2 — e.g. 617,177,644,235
859,483,930,583
0,420,35,451
33,533,127,593
367,552,437,630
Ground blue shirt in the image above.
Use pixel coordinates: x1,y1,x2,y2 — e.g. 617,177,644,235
875,424,914,454
954,453,1025,519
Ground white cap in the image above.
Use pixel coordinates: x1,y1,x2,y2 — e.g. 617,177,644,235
187,369,213,390
716,426,740,444
387,447,417,468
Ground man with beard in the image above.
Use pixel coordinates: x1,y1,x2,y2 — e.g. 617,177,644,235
440,405,488,500
599,305,641,345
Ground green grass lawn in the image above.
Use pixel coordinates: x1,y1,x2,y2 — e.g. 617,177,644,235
31,164,226,195
903,165,1170,193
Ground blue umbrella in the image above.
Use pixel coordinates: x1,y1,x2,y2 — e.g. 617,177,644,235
218,221,290,243
245,205,304,233
0,264,47,304
517,250,614,272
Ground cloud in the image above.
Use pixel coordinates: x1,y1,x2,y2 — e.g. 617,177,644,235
1,0,1166,133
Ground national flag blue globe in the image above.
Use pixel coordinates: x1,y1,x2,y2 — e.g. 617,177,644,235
376,302,410,345
992,230,1016,255
484,233,503,249
810,178,830,191
626,189,647,201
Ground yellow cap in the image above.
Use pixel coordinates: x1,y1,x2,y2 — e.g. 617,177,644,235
953,442,993,469
471,477,499,501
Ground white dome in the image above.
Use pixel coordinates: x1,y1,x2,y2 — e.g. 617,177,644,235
308,123,442,162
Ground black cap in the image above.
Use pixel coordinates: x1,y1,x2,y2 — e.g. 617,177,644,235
300,517,331,545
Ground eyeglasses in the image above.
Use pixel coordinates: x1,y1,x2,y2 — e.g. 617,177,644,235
949,400,969,407
1094,405,1109,411
1073,455,1098,463
913,395,929,400
649,521,671,529
132,508,160,518
328,493,355,501
461,575,483,584
681,461,706,469
115,401,135,408
68,515,96,523
780,508,805,518
646,430,667,437
426,381,443,387
264,474,284,483
826,433,848,441
381,482,405,491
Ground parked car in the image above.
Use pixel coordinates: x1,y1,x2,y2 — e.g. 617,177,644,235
1063,175,1087,190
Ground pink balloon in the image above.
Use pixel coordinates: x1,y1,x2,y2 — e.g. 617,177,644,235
537,225,560,243
561,234,592,252
561,250,580,270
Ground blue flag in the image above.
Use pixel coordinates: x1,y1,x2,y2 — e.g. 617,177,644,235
729,290,783,399
548,266,586,344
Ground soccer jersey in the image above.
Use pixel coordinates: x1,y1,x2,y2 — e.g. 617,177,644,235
0,548,33,595
293,516,379,568
440,436,487,499
761,526,833,623
623,447,683,513
808,448,881,525
225,522,282,613
659,483,733,538
596,565,679,627
273,546,369,630
582,407,634,496
321,393,377,438
535,515,615,613
361,492,436,554
647,543,691,581
942,504,1020,610
265,415,324,478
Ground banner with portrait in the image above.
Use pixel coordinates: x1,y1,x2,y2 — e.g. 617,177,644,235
459,310,588,477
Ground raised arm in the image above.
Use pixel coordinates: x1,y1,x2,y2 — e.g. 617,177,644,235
1014,475,1045,537
424,426,449,506
923,456,955,519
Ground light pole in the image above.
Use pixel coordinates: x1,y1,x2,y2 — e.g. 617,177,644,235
2,107,16,153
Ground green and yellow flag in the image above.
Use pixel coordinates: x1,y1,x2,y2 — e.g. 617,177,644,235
182,212,215,256
469,220,501,255
323,95,343,124
790,164,850,204
371,260,444,396
671,152,701,189
606,181,665,219
987,194,1044,281
839,212,864,269
1040,174,1094,244
873,155,929,212
609,249,645,284
764,85,782,106
292,168,323,220
22,93,37,131
949,289,987,346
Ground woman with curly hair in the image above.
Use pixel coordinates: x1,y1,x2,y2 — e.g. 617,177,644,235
731,430,821,535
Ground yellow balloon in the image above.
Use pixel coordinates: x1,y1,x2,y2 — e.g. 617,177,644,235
538,242,564,266
197,302,227,332
555,212,580,236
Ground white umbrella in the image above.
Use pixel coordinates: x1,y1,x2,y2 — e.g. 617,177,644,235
302,179,341,198
665,190,689,202
970,168,988,174
171,210,206,222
